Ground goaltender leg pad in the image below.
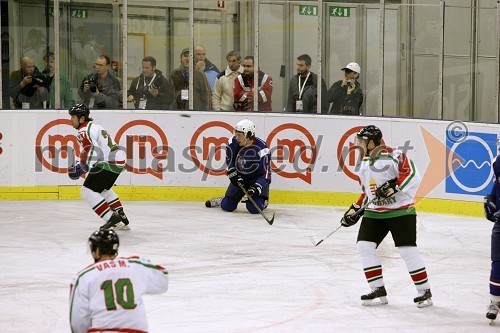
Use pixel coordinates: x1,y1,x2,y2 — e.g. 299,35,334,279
490,261,500,296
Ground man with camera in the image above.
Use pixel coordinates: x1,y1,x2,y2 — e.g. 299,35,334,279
78,55,121,109
9,56,50,109
127,56,174,110
326,62,364,115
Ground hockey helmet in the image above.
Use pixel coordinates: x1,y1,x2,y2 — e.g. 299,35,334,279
88,229,119,256
356,125,382,146
235,119,256,139
69,103,90,119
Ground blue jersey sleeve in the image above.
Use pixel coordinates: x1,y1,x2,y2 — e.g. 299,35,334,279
226,136,240,170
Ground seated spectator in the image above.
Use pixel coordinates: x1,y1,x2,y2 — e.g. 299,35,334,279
233,56,273,112
170,48,211,110
212,51,244,111
43,52,75,108
326,62,363,115
9,56,49,109
127,56,174,110
78,55,121,109
194,44,220,89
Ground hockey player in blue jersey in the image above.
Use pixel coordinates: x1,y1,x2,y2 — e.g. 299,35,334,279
206,119,271,214
484,150,500,323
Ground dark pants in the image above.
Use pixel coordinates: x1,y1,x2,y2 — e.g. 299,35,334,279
221,183,269,214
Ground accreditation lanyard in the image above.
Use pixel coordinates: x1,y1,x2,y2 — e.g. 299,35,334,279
144,73,156,90
298,72,311,100
180,70,189,89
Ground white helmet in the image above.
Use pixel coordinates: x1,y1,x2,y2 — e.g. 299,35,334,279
235,119,256,139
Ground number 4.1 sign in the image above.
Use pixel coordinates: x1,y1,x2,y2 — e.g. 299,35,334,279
217,1,225,8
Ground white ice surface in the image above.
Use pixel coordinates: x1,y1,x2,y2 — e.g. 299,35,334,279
0,201,495,332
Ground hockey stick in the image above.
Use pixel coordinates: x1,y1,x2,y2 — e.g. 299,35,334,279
238,183,274,225
311,197,377,246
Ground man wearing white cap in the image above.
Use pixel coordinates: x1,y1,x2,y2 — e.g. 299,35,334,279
326,61,363,115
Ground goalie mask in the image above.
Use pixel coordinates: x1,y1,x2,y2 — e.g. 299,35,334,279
88,229,119,258
235,119,256,139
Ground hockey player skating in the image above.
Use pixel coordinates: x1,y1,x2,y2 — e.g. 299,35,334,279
340,125,432,308
69,229,169,333
68,103,130,230
483,150,500,323
206,119,271,214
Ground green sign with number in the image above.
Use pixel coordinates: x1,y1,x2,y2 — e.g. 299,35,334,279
330,6,350,17
299,5,318,16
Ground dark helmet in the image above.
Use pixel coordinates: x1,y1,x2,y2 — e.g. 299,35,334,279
68,103,90,119
357,125,382,146
88,229,119,256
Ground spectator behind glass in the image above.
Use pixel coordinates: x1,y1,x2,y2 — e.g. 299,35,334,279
127,56,175,110
9,56,49,109
212,50,244,111
170,48,211,110
233,56,273,112
285,54,328,113
326,62,364,115
22,29,46,69
43,53,75,108
78,55,121,109
194,44,220,90
73,26,101,81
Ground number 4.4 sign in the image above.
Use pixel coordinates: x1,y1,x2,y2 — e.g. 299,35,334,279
330,6,351,17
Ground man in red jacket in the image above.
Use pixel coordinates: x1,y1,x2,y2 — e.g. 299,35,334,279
233,56,273,111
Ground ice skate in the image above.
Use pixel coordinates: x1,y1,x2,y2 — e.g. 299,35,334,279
100,212,124,230
361,286,388,306
115,207,130,226
487,301,500,324
414,289,433,308
205,197,222,208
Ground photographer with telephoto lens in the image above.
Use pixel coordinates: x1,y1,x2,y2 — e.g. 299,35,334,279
9,56,49,109
326,61,363,115
78,55,121,109
127,56,174,110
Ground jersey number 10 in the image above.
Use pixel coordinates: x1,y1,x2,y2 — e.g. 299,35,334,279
101,278,137,310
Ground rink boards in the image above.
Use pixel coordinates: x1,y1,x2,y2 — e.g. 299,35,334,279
0,110,498,217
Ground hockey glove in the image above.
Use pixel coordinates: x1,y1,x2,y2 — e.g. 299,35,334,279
247,183,262,197
227,167,243,187
340,203,363,227
68,162,88,180
485,195,499,222
375,178,399,199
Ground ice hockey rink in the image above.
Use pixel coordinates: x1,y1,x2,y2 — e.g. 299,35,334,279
0,200,496,333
